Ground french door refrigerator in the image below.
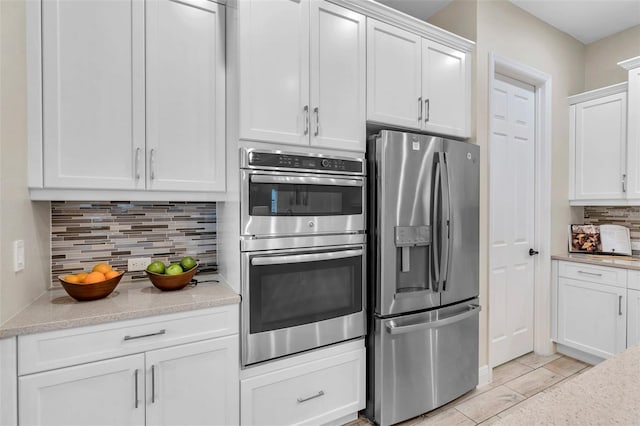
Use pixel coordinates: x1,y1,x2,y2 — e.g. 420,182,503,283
365,130,480,426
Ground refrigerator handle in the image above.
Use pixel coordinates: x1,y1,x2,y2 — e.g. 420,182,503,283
386,304,481,335
440,152,452,291
432,159,441,291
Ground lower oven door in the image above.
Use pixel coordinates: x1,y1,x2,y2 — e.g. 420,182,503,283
241,244,366,366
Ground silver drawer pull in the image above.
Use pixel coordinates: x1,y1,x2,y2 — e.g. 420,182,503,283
124,329,166,341
577,270,602,277
297,390,325,403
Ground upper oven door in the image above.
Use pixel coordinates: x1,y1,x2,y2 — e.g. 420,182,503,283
241,170,365,236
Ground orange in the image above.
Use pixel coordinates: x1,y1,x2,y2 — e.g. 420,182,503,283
76,272,89,283
83,271,106,284
104,270,120,280
92,263,112,274
63,274,80,283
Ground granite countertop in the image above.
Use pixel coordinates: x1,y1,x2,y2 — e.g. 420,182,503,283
495,344,640,425
0,273,240,338
552,252,640,271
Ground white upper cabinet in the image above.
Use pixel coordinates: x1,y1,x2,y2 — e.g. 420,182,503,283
41,0,145,190
146,0,226,192
570,89,627,201
367,18,471,138
238,0,366,152
30,0,226,199
620,57,640,199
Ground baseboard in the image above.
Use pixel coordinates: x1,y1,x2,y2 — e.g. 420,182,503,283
556,343,604,366
478,364,490,386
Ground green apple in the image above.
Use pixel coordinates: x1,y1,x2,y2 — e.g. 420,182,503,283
180,256,196,271
146,261,166,274
166,264,184,275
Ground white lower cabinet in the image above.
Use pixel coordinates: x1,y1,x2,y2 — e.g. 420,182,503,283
17,306,239,426
627,289,640,347
241,340,365,426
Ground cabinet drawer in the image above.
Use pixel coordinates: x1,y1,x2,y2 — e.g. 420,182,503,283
241,345,364,426
558,261,626,288
18,304,238,375
628,270,640,291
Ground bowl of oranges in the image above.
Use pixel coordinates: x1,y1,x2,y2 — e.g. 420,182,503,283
58,263,123,301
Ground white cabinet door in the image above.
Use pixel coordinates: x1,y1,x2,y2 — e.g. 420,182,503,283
628,289,640,348
310,1,366,152
19,354,145,426
558,278,627,359
422,40,468,138
366,19,421,130
238,0,310,145
145,336,239,426
573,92,627,200
41,0,145,190
625,66,640,199
146,0,226,192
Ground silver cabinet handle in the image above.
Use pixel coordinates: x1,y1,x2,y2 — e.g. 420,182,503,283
124,329,166,341
386,304,481,335
135,148,141,180
303,105,309,135
252,249,363,266
425,98,430,122
297,390,324,403
134,369,140,409
418,96,422,121
623,174,627,193
151,364,156,404
619,295,623,316
150,149,156,180
577,270,602,277
314,107,319,136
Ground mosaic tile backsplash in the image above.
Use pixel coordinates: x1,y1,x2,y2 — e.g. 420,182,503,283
584,206,640,254
51,201,216,286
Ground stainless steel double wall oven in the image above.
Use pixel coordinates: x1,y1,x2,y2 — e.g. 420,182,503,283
240,148,367,366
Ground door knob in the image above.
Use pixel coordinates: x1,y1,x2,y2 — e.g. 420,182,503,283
529,248,539,256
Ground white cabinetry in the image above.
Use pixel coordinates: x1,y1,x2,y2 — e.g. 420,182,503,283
627,270,640,347
238,0,366,152
28,0,226,199
620,57,640,199
366,19,469,138
569,86,627,202
17,306,239,426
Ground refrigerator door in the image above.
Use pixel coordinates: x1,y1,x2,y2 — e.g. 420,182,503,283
373,131,441,317
369,300,480,426
440,139,480,306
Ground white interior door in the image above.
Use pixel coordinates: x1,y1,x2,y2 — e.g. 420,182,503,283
490,74,536,367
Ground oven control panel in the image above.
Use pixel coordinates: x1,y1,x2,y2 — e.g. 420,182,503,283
248,151,363,174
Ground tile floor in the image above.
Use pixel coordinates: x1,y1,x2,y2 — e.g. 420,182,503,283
349,352,591,426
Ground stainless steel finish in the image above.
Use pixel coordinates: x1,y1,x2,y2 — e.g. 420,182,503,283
241,243,366,366
250,173,363,187
241,233,365,252
135,148,141,180
438,152,452,291
134,369,139,408
623,174,627,193
418,97,422,121
240,169,366,237
619,295,623,315
151,365,156,404
303,105,309,135
150,149,156,180
297,390,325,403
385,303,481,334
577,270,603,277
240,148,365,176
124,329,166,341
314,106,320,136
425,99,430,122
251,249,363,266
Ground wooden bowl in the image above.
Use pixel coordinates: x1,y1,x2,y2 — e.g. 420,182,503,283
58,272,124,301
145,265,197,291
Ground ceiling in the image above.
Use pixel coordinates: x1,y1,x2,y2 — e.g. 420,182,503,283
375,0,640,44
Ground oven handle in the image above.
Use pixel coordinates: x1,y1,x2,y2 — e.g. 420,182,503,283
251,249,363,266
250,174,363,187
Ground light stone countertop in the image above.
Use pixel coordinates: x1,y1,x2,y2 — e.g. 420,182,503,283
552,252,640,271
495,344,640,425
0,273,240,338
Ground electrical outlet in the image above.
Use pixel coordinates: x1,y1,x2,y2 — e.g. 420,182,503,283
631,241,640,251
128,257,151,272
14,240,24,272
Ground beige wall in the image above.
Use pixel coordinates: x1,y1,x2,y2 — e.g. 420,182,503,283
584,25,640,91
428,0,477,42
0,0,49,324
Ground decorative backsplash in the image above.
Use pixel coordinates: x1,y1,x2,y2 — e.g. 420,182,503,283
584,206,640,253
51,201,216,286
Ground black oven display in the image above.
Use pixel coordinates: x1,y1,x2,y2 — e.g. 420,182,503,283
249,252,362,333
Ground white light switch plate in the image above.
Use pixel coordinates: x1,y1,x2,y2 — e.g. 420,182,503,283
14,240,24,272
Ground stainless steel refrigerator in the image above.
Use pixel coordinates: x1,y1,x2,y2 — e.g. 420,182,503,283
365,130,480,426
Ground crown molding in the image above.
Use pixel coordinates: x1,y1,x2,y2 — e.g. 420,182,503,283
568,82,627,105
618,56,640,71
